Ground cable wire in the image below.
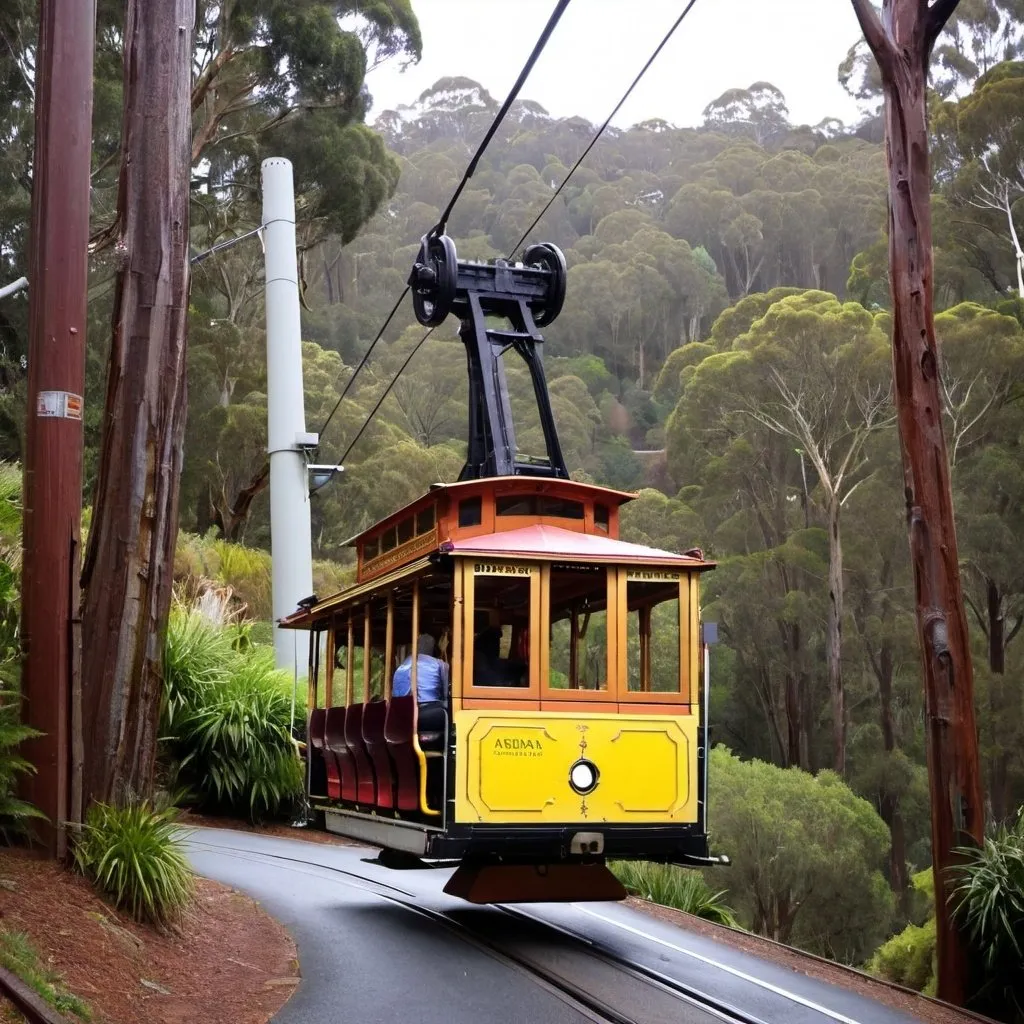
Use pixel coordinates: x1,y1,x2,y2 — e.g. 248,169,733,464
433,0,571,236
507,0,701,260
311,327,435,495
315,0,572,446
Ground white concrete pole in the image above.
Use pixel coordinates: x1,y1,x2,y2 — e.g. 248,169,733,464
262,158,315,669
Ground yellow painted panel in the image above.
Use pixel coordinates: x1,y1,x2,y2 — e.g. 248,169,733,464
454,710,698,825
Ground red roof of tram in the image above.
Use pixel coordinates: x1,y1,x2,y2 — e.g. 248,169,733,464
446,524,713,568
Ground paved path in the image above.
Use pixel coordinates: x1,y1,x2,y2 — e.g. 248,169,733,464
184,828,922,1024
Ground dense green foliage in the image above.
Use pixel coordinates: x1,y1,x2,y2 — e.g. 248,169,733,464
72,801,194,927
952,816,1024,1017
611,861,738,927
162,601,305,821
707,747,894,964
0,929,92,1020
0,0,1022,977
866,870,938,995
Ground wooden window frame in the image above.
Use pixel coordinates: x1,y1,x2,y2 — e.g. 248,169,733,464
616,568,696,706
541,563,617,701
460,559,541,701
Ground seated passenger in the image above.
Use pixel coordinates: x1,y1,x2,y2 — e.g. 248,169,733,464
392,633,448,735
474,627,528,686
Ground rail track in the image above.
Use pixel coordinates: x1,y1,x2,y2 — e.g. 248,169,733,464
185,834,880,1024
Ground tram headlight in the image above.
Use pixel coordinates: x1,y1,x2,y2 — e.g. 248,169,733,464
568,759,599,795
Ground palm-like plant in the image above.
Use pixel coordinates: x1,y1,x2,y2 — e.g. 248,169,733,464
951,814,1024,1018
72,800,194,926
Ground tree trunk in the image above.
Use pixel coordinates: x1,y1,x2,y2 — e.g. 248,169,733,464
827,496,845,775
79,0,194,806
986,577,1008,821
850,0,986,1005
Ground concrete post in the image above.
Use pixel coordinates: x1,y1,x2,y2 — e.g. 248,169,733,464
261,158,315,669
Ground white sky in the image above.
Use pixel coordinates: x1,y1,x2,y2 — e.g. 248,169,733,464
365,0,866,130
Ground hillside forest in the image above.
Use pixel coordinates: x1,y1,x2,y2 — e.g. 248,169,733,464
1,0,1023,990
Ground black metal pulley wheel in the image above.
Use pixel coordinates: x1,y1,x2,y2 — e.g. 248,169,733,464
408,233,458,327
522,242,567,328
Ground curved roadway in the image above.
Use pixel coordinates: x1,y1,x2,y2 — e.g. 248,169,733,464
184,827,922,1024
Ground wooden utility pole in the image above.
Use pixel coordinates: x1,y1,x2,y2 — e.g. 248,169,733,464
19,0,96,859
849,0,985,1006
79,0,194,805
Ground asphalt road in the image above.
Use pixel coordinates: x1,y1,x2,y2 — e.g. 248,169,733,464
184,827,923,1024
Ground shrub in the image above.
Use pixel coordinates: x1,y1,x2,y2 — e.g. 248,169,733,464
611,861,738,926
162,601,235,727
170,648,303,821
866,917,936,995
706,746,895,964
0,928,92,1020
952,814,1024,1018
72,801,194,927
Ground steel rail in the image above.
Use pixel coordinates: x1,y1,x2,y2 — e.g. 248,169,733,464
185,836,773,1024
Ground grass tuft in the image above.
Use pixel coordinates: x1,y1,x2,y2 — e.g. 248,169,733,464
610,861,739,927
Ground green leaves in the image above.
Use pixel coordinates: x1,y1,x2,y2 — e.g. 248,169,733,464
72,801,194,928
610,861,739,927
951,816,1024,1015
162,603,304,821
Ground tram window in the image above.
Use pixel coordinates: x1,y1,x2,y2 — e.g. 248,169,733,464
539,497,583,520
459,496,482,527
548,566,608,691
496,495,533,517
594,504,609,532
626,579,681,693
416,506,435,534
397,516,414,545
381,527,397,553
471,574,530,687
363,537,379,560
495,495,584,520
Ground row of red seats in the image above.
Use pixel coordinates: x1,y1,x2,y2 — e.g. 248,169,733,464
307,696,423,813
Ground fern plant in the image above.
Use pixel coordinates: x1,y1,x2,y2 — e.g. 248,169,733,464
0,687,44,845
72,800,194,926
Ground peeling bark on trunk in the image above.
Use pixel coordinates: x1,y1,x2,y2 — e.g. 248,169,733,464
850,0,985,1005
80,0,194,806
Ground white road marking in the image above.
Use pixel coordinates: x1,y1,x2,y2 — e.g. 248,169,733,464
571,905,865,1024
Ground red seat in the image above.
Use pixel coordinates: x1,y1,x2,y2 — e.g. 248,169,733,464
324,706,349,802
345,702,376,806
384,695,420,812
307,708,328,798
363,700,394,810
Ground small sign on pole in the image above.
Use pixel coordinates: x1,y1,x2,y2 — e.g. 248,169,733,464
36,391,83,420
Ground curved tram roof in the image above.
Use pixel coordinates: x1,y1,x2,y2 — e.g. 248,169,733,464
280,476,714,629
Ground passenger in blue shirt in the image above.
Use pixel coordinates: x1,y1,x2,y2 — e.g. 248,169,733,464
392,634,448,701
392,634,448,746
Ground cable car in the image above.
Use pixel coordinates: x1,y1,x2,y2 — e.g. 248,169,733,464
280,234,720,903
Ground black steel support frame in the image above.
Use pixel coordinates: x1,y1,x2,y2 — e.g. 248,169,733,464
453,260,568,480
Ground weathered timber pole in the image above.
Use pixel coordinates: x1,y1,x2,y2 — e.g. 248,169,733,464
849,0,985,1006
19,0,96,859
79,0,195,805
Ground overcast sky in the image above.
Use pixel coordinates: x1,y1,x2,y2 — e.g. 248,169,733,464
364,0,867,130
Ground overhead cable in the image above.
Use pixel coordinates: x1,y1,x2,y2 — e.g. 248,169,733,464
316,0,572,446
311,327,435,496
507,0,701,259
432,0,572,236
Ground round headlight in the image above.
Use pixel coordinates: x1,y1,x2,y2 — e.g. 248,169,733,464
568,758,599,795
